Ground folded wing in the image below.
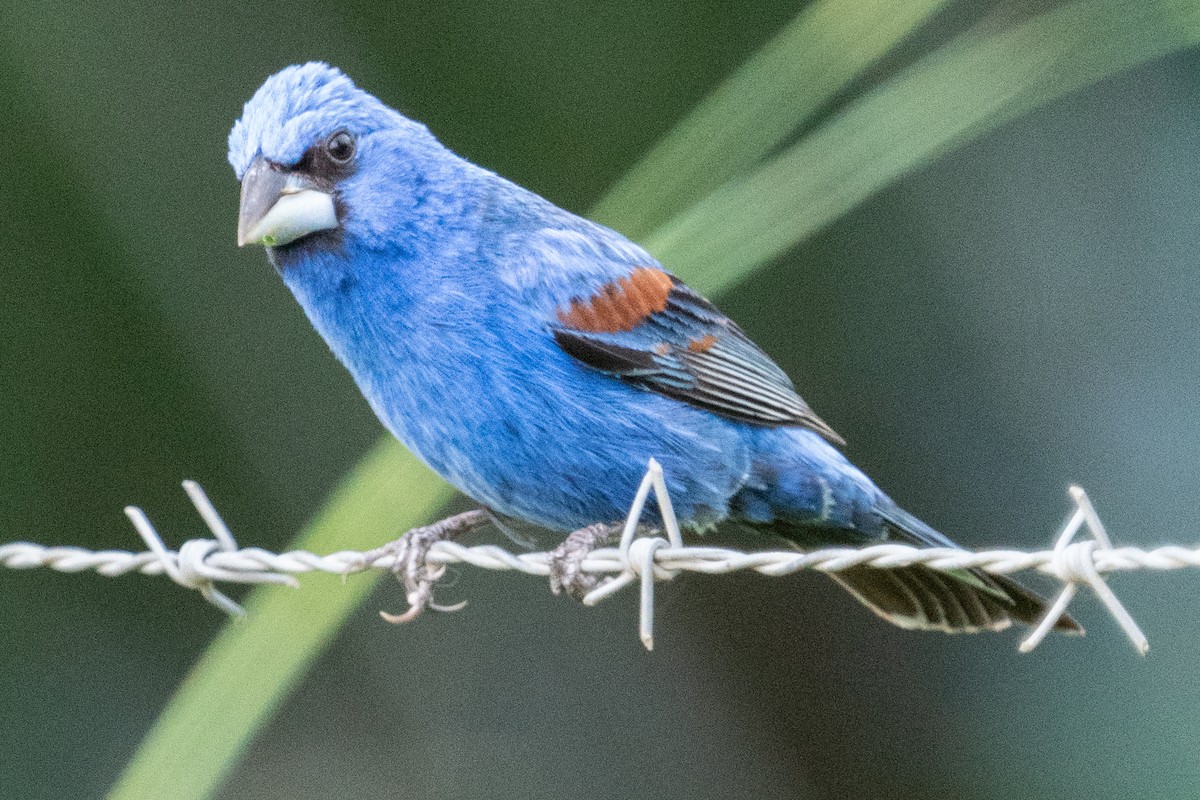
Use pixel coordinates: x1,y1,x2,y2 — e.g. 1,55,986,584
550,266,845,446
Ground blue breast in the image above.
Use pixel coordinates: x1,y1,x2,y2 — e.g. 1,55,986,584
280,239,752,531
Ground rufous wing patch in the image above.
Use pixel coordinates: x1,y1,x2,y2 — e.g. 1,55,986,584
557,267,674,333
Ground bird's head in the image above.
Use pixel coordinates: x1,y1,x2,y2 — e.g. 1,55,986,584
228,62,438,254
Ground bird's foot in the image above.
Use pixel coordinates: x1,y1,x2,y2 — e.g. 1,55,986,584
548,522,615,601
364,509,491,623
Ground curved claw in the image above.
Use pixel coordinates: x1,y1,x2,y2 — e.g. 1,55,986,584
380,588,468,624
369,509,491,625
430,599,469,614
379,561,443,624
379,601,427,625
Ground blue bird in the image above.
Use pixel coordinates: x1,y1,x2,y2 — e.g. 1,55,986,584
230,62,1079,635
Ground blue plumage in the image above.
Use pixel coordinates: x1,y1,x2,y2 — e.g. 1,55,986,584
229,63,1079,634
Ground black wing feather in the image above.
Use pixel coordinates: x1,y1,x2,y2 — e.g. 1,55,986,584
552,278,845,446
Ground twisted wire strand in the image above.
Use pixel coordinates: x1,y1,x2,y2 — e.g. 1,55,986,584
0,471,1168,653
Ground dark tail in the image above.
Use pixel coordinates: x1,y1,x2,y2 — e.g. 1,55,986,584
830,563,1081,634
823,504,1083,635
757,500,1084,635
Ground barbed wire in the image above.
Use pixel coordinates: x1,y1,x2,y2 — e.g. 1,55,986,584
0,461,1176,653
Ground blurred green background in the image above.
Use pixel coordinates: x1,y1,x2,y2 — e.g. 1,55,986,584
2,1,1200,798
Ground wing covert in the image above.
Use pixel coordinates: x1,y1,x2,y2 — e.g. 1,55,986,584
551,267,845,446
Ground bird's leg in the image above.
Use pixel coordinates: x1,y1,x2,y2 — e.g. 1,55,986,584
548,523,616,601
365,508,491,623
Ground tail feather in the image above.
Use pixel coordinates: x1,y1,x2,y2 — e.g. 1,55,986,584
988,571,1083,633
832,564,1019,633
732,430,1081,635
824,504,1085,635
753,500,1084,635
830,563,1082,634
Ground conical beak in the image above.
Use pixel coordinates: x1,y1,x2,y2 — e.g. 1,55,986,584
237,156,338,247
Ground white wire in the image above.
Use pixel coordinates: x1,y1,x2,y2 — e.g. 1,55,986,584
0,472,1165,653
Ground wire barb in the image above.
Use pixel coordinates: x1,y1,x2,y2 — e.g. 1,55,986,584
1018,486,1147,654
0,471,1160,652
575,458,684,650
122,482,299,617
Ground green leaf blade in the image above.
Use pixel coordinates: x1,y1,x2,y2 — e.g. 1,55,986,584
592,0,952,239
106,442,454,800
646,0,1200,295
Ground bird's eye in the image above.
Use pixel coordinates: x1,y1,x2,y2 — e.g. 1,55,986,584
325,131,356,163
